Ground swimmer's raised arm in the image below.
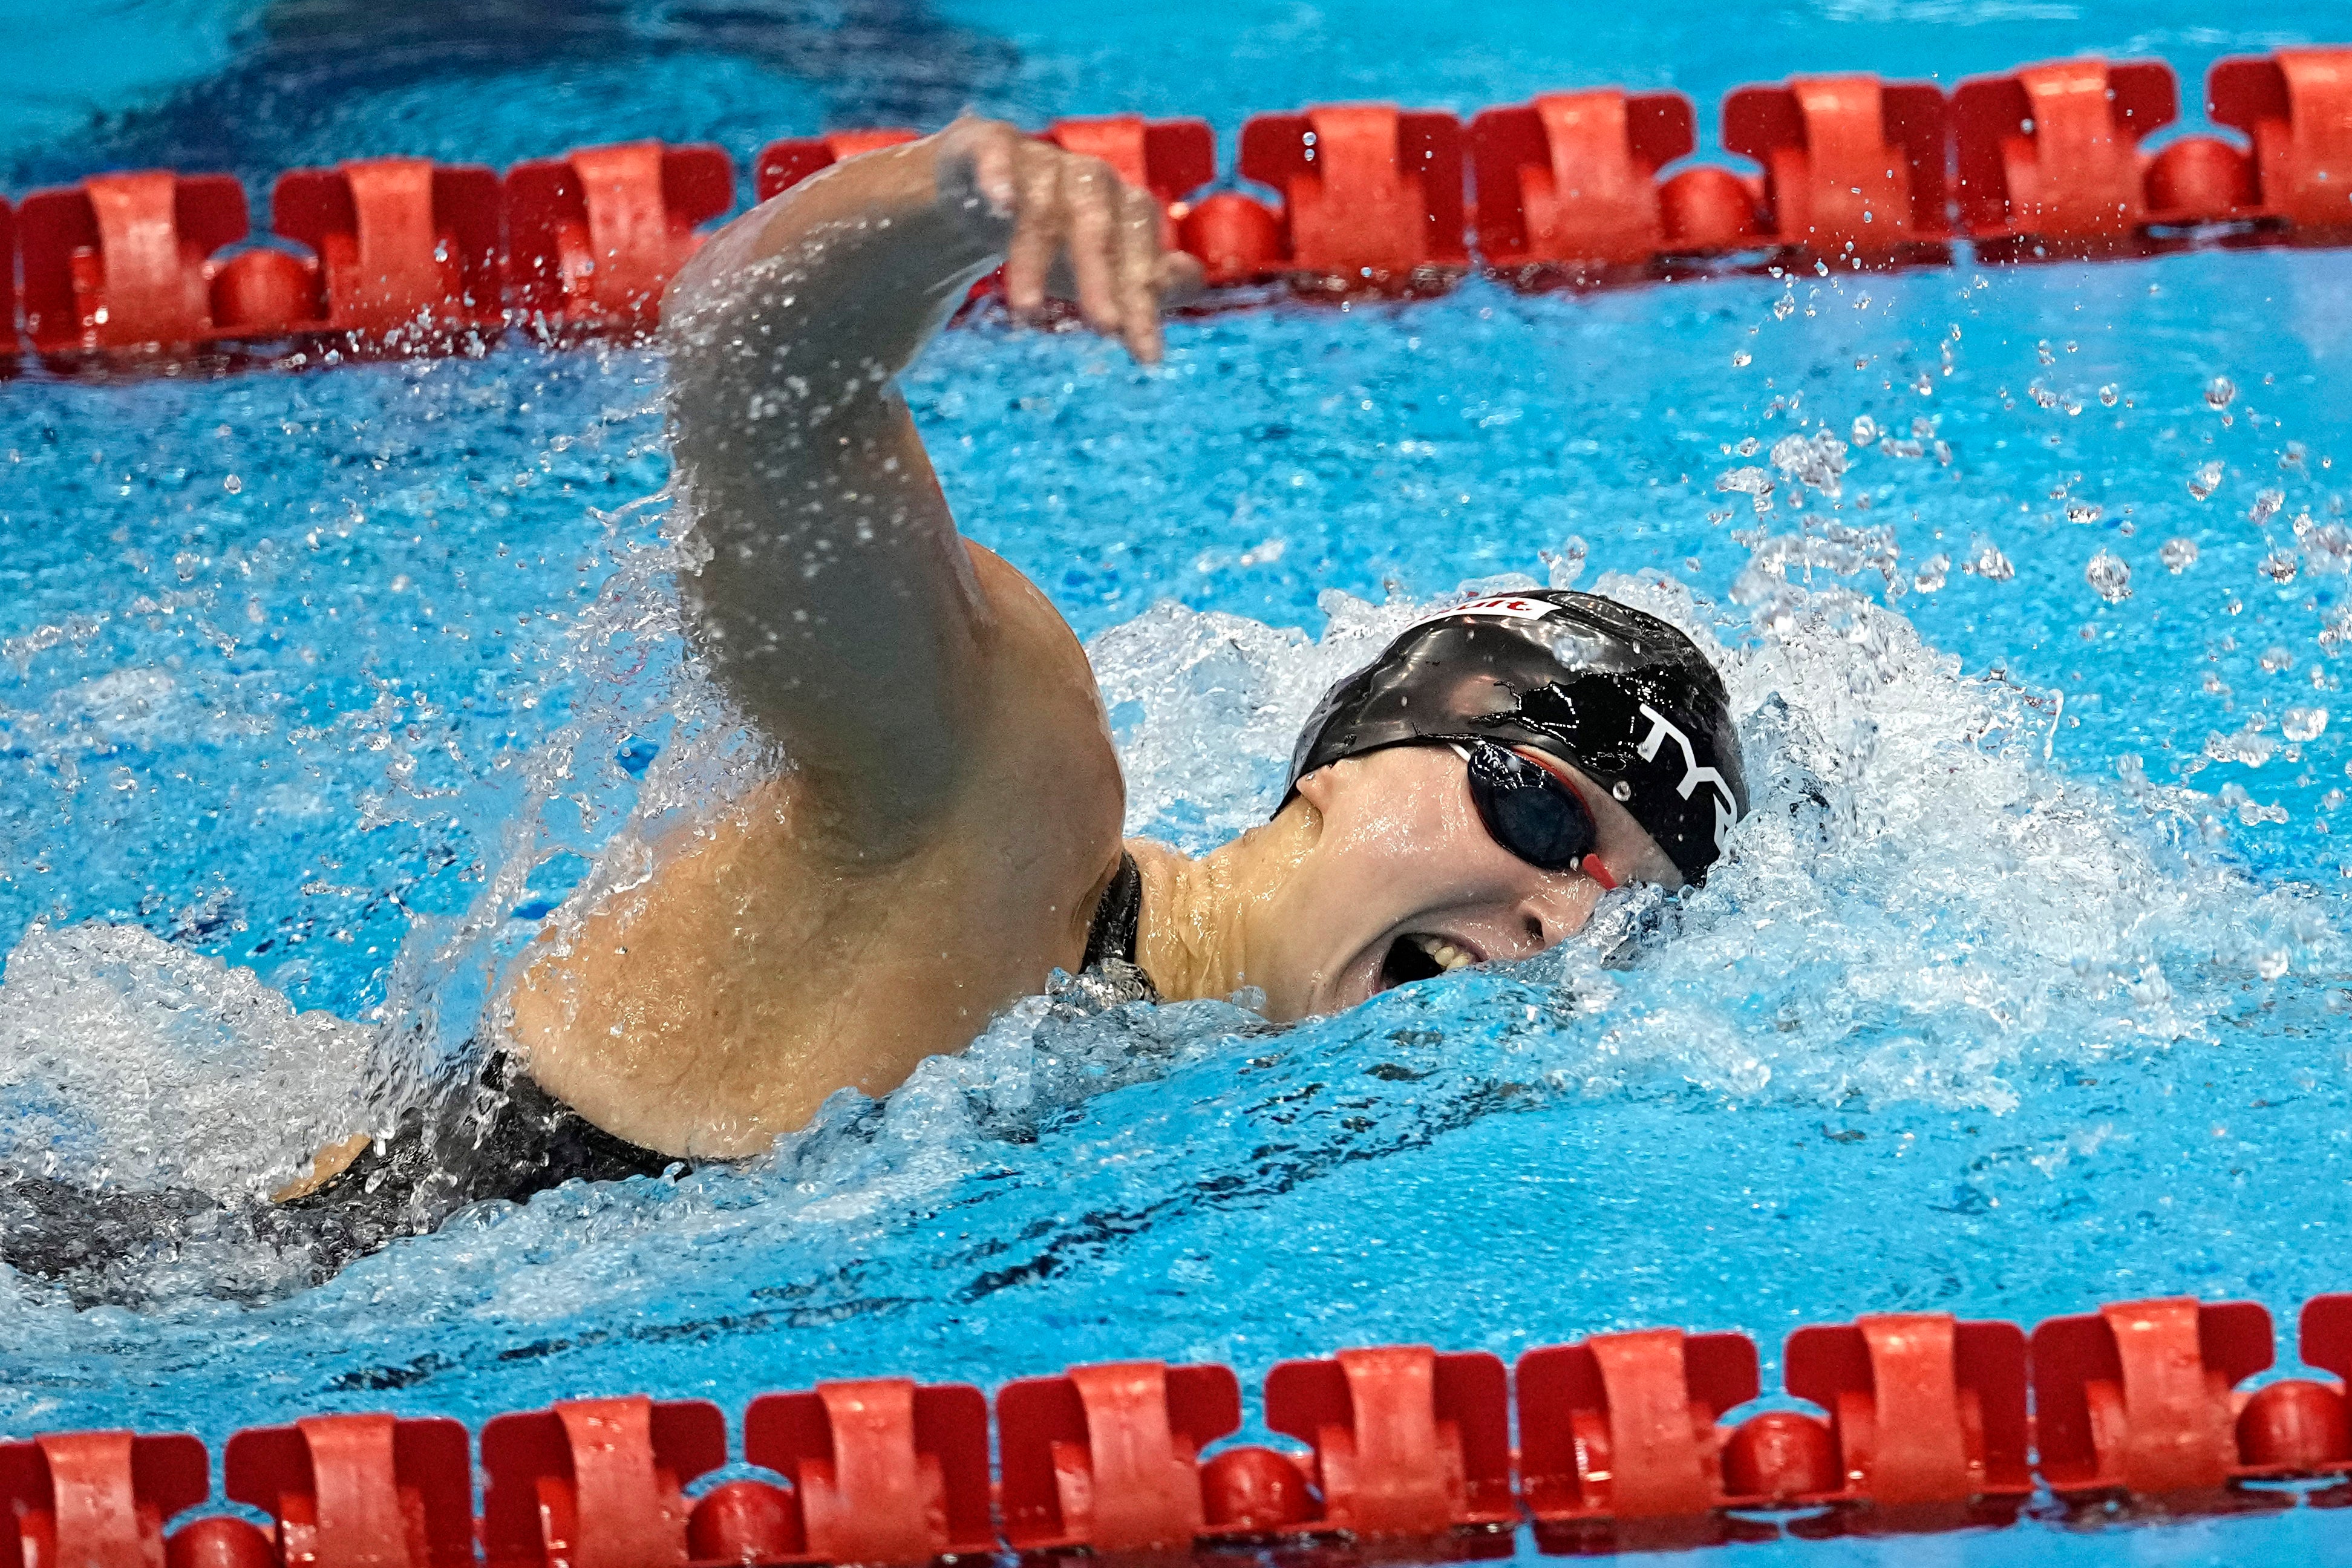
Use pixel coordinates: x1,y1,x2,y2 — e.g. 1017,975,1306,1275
661,120,1195,856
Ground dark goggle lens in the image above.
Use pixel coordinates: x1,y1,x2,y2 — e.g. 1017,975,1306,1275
1462,742,1598,872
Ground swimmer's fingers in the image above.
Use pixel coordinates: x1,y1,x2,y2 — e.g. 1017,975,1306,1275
1114,184,1169,364
1002,139,1068,317
1059,154,1126,336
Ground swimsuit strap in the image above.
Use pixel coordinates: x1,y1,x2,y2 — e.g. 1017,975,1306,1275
1081,850,1146,975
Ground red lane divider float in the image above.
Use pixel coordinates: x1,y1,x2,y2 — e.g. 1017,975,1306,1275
0,45,2348,369
505,141,733,336
13,1292,2352,1566
1469,90,1708,280
19,169,248,353
1233,104,1469,291
1724,74,1953,265
2212,48,2352,238
267,159,503,345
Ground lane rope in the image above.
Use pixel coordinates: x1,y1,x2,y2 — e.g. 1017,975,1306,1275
12,1289,2352,1564
2,48,2345,367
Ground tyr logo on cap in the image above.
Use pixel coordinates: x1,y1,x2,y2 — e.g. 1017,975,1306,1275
1636,702,1739,851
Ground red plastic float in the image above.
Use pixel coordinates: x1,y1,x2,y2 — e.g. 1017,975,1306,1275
0,1429,209,1568
269,158,503,343
738,1377,992,1565
753,129,919,203
18,170,247,353
1236,104,1469,287
2031,1296,2272,1495
2210,48,2352,237
480,1396,727,1568
1262,1343,1514,1536
1046,116,1217,218
1468,90,1697,275
223,1411,473,1568
1518,1327,1758,1523
1722,74,1950,263
1952,58,2178,253
997,1359,1238,1550
2236,1291,2352,1474
505,141,733,333
1781,1311,2033,1506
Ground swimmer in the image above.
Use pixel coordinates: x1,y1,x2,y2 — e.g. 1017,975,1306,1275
8,119,1747,1287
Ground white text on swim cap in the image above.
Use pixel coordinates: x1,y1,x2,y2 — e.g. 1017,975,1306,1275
1636,702,1738,852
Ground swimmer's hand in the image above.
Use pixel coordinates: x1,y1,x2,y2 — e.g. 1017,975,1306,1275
932,117,1203,365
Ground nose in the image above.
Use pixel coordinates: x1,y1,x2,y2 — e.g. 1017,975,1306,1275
1517,879,1601,956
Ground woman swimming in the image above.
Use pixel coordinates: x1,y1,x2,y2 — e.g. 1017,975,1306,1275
5,120,1746,1287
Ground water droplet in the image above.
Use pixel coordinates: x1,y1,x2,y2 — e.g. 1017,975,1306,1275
2250,489,2284,527
2099,384,2120,407
2188,462,2224,501
2160,537,2200,573
2285,707,2330,742
1772,293,1796,321
2206,376,2237,413
2085,550,2132,604
1540,537,1588,590
2065,501,2104,524
1967,537,2014,583
1913,553,1950,593
1851,415,1878,445
1731,350,1753,368
2261,550,2299,584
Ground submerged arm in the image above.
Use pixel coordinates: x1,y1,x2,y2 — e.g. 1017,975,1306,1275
661,119,1189,857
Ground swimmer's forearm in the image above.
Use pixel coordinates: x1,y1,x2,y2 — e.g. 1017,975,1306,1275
662,128,1013,394
660,128,1017,851
656,122,1179,854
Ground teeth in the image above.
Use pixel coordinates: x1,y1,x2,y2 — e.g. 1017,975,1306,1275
1411,934,1475,972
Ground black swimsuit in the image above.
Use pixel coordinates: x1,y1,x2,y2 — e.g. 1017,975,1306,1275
1,854,1154,1289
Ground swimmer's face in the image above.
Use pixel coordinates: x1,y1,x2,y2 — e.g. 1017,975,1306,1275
1255,743,1680,1021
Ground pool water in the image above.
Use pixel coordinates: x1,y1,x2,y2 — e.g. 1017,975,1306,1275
5,2,2352,1564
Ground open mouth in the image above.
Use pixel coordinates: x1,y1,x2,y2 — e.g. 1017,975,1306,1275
1377,932,1480,990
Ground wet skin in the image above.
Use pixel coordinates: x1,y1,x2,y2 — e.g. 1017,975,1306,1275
296,119,1678,1180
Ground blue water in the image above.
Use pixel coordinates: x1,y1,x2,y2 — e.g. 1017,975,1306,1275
5,4,2352,1565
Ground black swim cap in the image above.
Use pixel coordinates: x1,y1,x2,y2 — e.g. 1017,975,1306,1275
1284,590,1747,883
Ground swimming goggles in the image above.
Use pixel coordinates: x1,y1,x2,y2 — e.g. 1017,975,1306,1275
1454,742,1616,888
